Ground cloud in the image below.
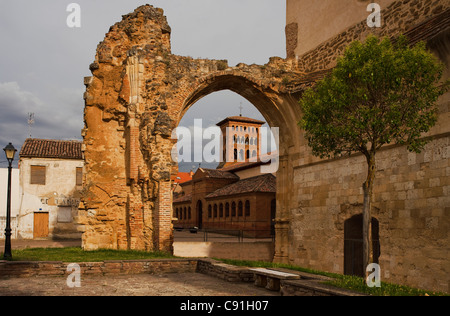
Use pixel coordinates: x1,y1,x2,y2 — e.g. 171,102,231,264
0,82,41,144
0,82,82,155
0,0,285,170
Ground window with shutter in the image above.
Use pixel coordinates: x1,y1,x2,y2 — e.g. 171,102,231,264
30,165,46,185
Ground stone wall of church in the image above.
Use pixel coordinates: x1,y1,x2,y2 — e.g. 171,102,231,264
291,134,449,292
288,0,449,72
287,0,450,293
286,0,396,57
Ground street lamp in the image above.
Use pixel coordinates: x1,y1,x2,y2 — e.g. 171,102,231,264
3,143,16,260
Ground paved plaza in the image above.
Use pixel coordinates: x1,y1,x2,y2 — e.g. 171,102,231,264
0,272,278,296
0,239,278,296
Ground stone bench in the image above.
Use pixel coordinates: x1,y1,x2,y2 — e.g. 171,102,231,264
250,268,300,291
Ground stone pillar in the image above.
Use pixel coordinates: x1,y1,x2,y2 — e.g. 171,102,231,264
154,181,173,253
273,155,290,263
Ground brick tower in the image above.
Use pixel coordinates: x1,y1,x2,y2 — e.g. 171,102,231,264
216,116,265,168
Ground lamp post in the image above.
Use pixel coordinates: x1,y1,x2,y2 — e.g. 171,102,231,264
3,143,16,260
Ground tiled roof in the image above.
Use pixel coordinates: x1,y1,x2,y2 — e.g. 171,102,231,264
199,168,240,180
19,138,83,160
404,9,450,46
171,172,193,184
205,174,276,199
216,116,265,127
173,193,192,204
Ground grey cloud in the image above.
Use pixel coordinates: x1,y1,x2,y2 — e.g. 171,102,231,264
0,0,285,167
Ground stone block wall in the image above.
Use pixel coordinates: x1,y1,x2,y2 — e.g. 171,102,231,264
285,0,450,293
295,0,450,73
291,135,449,292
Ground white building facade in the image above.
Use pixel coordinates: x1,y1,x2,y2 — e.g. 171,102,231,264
16,139,84,239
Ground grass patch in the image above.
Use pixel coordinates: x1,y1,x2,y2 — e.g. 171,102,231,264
218,259,449,296
1,247,175,262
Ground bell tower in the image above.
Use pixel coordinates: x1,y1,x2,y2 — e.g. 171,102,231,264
216,116,265,168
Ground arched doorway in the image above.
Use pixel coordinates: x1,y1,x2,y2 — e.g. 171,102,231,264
344,214,380,277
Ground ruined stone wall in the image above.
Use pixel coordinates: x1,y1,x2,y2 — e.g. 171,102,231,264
80,5,303,254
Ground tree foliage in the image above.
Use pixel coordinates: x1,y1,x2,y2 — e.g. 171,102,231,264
300,35,447,161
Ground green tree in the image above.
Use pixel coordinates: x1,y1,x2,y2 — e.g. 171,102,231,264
299,35,448,276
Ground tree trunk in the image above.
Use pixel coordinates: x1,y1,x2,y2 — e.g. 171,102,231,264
363,153,376,278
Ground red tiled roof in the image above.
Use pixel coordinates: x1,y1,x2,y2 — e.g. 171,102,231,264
205,174,276,199
216,116,265,127
171,172,193,184
19,138,83,160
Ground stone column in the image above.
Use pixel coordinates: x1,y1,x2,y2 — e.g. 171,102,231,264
273,155,290,263
154,181,173,253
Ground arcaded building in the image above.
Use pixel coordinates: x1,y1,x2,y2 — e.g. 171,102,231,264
173,116,276,237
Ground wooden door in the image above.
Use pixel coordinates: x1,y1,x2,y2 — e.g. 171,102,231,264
344,214,380,277
34,212,49,238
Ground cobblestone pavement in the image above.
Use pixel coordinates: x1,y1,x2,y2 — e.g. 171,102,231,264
0,273,279,296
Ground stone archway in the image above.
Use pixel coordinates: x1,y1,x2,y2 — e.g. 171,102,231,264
79,5,305,260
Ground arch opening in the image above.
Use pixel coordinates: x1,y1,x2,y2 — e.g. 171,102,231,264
172,87,280,256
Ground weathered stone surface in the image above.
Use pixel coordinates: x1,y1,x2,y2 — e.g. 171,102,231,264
80,4,304,254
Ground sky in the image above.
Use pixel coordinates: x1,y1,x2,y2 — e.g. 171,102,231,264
0,0,286,169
